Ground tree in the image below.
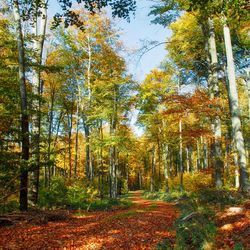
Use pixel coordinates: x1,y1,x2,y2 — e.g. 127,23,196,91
150,0,250,192
12,0,29,211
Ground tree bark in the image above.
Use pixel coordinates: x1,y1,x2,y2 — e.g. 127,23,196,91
223,16,250,192
74,101,80,180
29,0,47,204
207,17,224,187
109,86,118,198
163,144,169,192
150,146,156,192
84,122,93,180
13,0,29,211
179,119,183,192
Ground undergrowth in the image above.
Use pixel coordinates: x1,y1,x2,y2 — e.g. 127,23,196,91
146,188,245,250
38,177,132,211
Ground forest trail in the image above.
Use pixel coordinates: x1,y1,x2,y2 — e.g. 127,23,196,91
0,191,178,250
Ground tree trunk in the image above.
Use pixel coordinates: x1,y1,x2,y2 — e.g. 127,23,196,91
223,16,250,192
109,86,118,198
84,123,93,180
47,90,55,179
207,17,224,187
29,0,47,205
163,144,169,192
150,146,156,192
67,111,73,179
179,119,183,192
13,0,29,211
74,101,79,180
196,139,200,171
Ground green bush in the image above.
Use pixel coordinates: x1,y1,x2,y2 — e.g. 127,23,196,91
0,200,19,214
175,208,216,250
38,177,67,208
66,184,89,210
195,188,243,207
38,178,131,211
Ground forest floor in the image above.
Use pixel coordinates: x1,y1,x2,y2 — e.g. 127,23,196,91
0,191,179,249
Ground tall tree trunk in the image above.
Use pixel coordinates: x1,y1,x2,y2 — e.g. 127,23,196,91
109,86,118,198
163,144,169,192
179,119,183,192
30,0,47,204
47,90,55,179
13,0,29,211
84,122,93,180
150,146,156,192
98,121,104,198
109,140,117,198
67,110,73,179
74,101,80,180
186,147,190,173
83,34,93,181
203,137,208,169
207,17,224,187
223,16,250,192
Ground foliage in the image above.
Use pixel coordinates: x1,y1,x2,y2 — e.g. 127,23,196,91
38,177,131,210
66,183,97,209
0,200,19,214
170,172,213,192
38,177,68,208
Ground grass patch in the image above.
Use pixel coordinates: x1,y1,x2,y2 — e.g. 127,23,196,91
110,210,139,220
143,190,190,202
109,203,158,220
144,203,158,211
81,198,133,212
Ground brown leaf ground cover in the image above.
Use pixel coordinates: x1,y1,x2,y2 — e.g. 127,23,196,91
215,200,250,249
0,192,178,249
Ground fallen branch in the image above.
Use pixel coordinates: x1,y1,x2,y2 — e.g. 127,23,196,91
181,212,199,222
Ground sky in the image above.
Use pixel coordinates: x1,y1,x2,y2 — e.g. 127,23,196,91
47,0,171,82
115,0,171,81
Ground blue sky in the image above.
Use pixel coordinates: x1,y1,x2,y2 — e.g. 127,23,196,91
115,0,171,81
47,0,171,82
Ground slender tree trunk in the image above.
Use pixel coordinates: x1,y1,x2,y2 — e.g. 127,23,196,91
206,18,224,187
163,144,169,192
223,16,250,192
47,90,55,177
67,111,73,179
196,139,200,171
109,86,118,198
203,137,208,169
109,141,117,198
186,147,190,173
99,121,104,198
83,34,94,181
29,1,47,204
13,0,29,211
74,101,79,180
150,146,156,192
84,122,93,180
179,119,183,192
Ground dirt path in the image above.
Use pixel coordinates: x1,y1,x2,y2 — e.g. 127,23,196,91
0,192,178,249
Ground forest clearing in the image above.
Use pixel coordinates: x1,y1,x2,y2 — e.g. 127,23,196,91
0,0,250,249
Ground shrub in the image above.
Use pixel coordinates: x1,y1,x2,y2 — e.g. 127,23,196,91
0,200,19,214
38,177,67,208
169,172,213,193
